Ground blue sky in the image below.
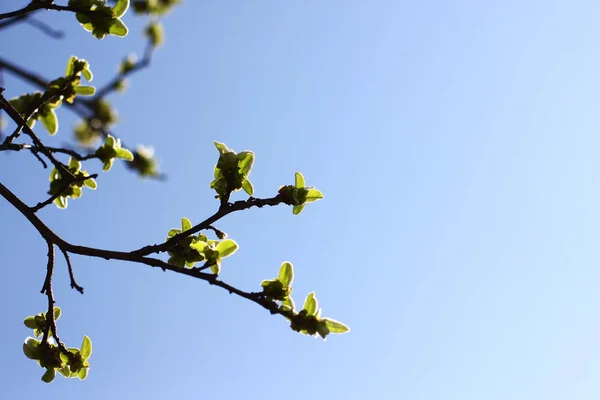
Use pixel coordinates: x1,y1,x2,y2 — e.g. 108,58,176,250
2,0,600,398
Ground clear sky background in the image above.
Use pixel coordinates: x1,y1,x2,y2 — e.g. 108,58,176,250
2,0,600,399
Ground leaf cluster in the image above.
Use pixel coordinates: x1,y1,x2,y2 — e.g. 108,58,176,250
23,308,92,382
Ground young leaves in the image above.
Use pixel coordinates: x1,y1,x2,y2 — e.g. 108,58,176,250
133,0,181,15
261,262,294,302
48,158,97,209
23,307,61,338
165,217,238,273
210,142,255,199
95,135,134,171
125,145,161,178
69,0,130,39
145,21,164,47
23,308,93,382
190,238,239,274
278,172,324,214
9,56,96,136
290,292,350,340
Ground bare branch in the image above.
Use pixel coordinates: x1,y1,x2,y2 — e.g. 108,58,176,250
62,249,84,294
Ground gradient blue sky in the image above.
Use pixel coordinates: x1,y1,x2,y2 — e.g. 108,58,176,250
2,1,600,399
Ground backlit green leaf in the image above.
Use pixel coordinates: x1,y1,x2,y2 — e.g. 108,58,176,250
303,292,318,316
295,172,305,188
323,318,350,334
237,151,254,175
109,19,128,37
241,179,253,196
214,141,228,154
115,148,134,161
74,86,96,96
216,239,238,258
293,204,305,215
305,189,323,203
113,0,129,18
278,262,294,287
84,178,97,190
80,336,92,360
24,316,38,329
39,109,58,135
181,217,192,231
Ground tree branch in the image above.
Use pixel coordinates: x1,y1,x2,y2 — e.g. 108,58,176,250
0,180,294,323
0,89,75,180
0,1,95,21
62,249,84,294
133,195,285,255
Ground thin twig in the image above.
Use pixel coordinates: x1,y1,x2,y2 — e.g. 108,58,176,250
40,240,76,361
0,90,75,180
0,13,31,31
24,17,65,39
133,195,285,255
0,2,96,21
0,180,296,323
89,43,154,101
40,241,55,344
61,249,84,294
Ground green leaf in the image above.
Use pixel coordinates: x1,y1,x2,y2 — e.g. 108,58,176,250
282,297,295,312
112,0,129,18
213,166,222,179
167,229,180,238
241,179,254,196
305,189,323,203
216,239,238,258
303,292,318,316
84,178,97,190
82,67,93,81
39,109,58,135
105,135,116,148
237,151,254,175
214,141,229,154
210,262,221,275
71,186,83,199
103,158,115,171
24,316,38,329
58,365,72,377
23,338,41,360
278,262,294,287
78,367,89,380
53,307,61,321
109,19,128,37
115,148,134,161
145,21,163,46
323,318,350,334
191,241,208,252
316,320,330,339
80,336,92,360
295,172,305,188
55,196,67,209
65,56,76,76
69,157,81,171
74,86,96,96
181,217,192,232
41,368,56,383
292,204,305,215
